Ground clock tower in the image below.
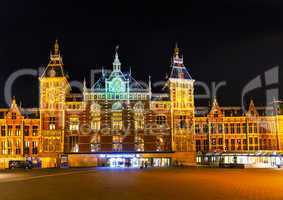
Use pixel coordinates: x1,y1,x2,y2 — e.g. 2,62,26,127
39,40,70,155
168,44,196,165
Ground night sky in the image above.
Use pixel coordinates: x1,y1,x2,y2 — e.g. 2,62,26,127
0,0,282,108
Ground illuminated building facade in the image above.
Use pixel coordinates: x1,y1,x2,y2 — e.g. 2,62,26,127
195,100,279,153
0,40,283,168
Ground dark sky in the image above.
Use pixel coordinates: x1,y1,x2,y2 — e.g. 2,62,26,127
0,0,282,108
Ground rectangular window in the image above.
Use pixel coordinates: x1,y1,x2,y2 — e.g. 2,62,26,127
225,139,229,145
112,112,123,130
249,123,253,133
224,124,229,134
210,123,216,134
243,123,247,133
24,141,29,154
236,123,241,133
7,140,12,155
24,126,29,136
179,116,186,129
11,113,16,120
49,117,56,130
7,126,12,136
218,124,223,133
203,124,209,134
32,126,38,136
1,126,5,136
237,139,241,144
230,123,235,134
249,137,253,144
69,117,79,131
112,135,122,151
218,138,223,145
15,125,21,136
32,141,38,154
15,140,21,155
0,141,5,154
156,116,166,125
254,123,258,133
195,124,200,134
254,137,258,144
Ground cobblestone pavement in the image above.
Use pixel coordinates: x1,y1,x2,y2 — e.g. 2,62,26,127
0,167,282,200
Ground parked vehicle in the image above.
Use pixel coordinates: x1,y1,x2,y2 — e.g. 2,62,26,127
9,160,33,169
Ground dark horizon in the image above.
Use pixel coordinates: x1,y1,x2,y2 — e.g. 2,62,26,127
0,0,282,108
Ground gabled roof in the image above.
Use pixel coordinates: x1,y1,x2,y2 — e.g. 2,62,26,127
127,73,148,92
9,97,21,115
246,99,259,117
92,73,106,92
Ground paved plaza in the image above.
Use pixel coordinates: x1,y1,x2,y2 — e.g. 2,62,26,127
0,167,282,200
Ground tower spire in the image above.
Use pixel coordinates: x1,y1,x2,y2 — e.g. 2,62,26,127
113,45,121,71
169,43,192,80
83,77,87,92
54,39,60,55
148,75,152,99
42,39,64,78
174,42,179,58
172,42,183,67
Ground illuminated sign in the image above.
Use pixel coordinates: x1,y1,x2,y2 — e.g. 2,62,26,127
99,154,136,158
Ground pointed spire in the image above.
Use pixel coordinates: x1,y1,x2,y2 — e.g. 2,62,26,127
246,99,258,116
174,42,179,58
249,99,255,107
12,96,16,106
54,39,60,55
10,96,20,114
41,39,64,78
83,77,87,92
113,45,121,71
49,39,63,64
102,67,105,77
172,42,184,68
212,97,219,107
148,75,152,96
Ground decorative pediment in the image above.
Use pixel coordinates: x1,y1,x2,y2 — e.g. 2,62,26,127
246,99,259,117
208,98,223,118
5,97,23,120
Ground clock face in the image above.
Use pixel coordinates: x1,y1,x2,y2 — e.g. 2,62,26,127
48,69,56,77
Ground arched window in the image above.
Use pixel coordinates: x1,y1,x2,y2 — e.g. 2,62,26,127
156,136,164,151
112,102,123,130
179,115,187,129
134,102,144,130
90,134,101,152
90,103,101,130
135,135,144,151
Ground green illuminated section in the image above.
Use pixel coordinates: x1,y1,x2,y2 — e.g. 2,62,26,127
107,77,126,93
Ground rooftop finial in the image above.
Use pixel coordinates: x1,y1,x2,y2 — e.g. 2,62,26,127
213,97,218,107
54,39,59,55
174,42,179,57
12,96,16,105
148,75,152,95
115,45,119,53
113,45,121,71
